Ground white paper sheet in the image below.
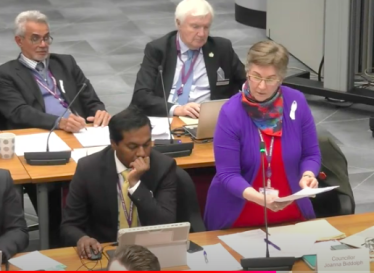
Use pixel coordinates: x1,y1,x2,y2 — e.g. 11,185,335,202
179,116,199,126
268,219,346,241
74,126,110,147
340,226,374,248
187,243,241,271
9,251,66,270
15,132,71,156
218,229,317,258
274,186,339,202
71,146,107,162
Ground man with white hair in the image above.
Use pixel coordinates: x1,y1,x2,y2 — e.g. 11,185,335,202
132,0,246,118
0,10,111,131
0,10,111,248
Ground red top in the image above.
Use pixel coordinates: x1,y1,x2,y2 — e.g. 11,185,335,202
232,132,304,228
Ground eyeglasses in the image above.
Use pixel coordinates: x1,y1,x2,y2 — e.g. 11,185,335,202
24,35,54,45
247,74,280,86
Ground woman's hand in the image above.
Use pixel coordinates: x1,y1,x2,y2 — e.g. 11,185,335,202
262,194,292,212
299,172,318,189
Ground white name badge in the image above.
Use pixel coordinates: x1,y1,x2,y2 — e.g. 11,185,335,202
316,248,370,272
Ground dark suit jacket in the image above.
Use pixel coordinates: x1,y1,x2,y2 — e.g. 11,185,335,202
0,169,28,260
131,31,246,116
60,147,177,246
0,53,106,130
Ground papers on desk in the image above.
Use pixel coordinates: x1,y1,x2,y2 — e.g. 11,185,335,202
9,251,66,270
274,186,339,202
179,116,199,126
268,219,346,241
73,117,173,147
187,243,241,271
74,126,110,147
15,132,70,156
218,229,317,258
340,226,374,248
71,146,107,162
149,117,173,141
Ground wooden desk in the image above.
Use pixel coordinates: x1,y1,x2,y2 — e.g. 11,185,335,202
0,156,30,184
5,213,374,271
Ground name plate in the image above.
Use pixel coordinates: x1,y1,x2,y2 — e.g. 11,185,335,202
317,248,370,272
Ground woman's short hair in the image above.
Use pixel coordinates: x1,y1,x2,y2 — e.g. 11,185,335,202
110,245,160,271
175,0,214,25
245,40,289,78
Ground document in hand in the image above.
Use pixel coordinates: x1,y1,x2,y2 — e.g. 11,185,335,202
274,186,339,202
340,226,374,248
268,219,346,241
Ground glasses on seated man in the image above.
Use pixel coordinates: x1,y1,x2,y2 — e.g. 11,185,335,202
108,245,160,271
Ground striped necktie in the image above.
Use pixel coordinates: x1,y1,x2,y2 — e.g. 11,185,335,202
118,170,138,229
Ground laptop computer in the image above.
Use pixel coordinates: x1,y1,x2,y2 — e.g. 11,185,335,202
184,99,227,140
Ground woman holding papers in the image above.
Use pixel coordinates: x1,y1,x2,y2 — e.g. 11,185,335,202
204,41,321,230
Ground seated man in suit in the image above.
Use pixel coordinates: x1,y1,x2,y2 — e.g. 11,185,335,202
61,105,177,258
108,245,160,271
0,169,29,261
0,10,112,248
0,10,111,131
131,0,246,118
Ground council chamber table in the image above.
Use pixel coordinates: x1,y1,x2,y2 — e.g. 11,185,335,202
2,118,214,250
4,212,374,271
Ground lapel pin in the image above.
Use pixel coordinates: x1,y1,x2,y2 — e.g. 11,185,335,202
209,52,214,58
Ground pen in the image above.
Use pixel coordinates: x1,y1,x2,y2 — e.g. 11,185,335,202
203,250,208,263
264,238,281,251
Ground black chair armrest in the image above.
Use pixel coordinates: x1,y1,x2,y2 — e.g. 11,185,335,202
337,194,355,215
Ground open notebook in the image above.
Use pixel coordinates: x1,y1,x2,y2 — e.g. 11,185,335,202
268,219,346,241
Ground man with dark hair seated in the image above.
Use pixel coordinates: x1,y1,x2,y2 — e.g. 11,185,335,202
61,105,177,259
108,245,160,271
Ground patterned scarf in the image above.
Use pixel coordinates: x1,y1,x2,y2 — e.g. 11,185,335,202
241,81,283,136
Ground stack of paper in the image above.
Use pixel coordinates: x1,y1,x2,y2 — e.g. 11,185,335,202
9,251,66,270
187,243,241,271
149,117,173,141
71,146,107,162
179,116,199,126
268,219,346,241
218,229,317,258
340,226,374,248
15,132,70,156
274,186,339,202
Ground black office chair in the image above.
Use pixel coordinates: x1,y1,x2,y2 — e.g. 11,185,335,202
311,135,355,217
175,167,206,232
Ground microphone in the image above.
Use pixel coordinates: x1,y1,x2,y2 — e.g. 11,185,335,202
24,81,88,166
240,140,295,271
152,65,193,158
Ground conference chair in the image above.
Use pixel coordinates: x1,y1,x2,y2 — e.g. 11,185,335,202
175,167,206,232
311,135,355,217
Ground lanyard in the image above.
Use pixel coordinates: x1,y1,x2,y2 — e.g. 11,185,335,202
258,129,275,188
175,36,199,97
117,180,134,227
35,73,68,108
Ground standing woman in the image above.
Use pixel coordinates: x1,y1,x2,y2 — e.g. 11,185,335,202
204,40,321,231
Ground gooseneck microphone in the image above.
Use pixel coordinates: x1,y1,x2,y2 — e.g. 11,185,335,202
24,81,88,166
158,65,174,144
152,65,194,158
239,141,295,271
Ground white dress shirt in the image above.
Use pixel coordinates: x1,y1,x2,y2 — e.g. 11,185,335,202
168,34,210,116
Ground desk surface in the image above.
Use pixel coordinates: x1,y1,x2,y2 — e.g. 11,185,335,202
3,118,215,183
5,212,374,271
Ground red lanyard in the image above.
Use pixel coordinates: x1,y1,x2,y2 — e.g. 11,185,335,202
35,72,68,108
175,36,199,96
117,180,134,227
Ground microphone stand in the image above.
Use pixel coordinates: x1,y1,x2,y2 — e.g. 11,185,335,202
152,65,194,158
240,141,295,271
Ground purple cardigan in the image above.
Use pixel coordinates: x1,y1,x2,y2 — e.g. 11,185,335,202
204,86,321,231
